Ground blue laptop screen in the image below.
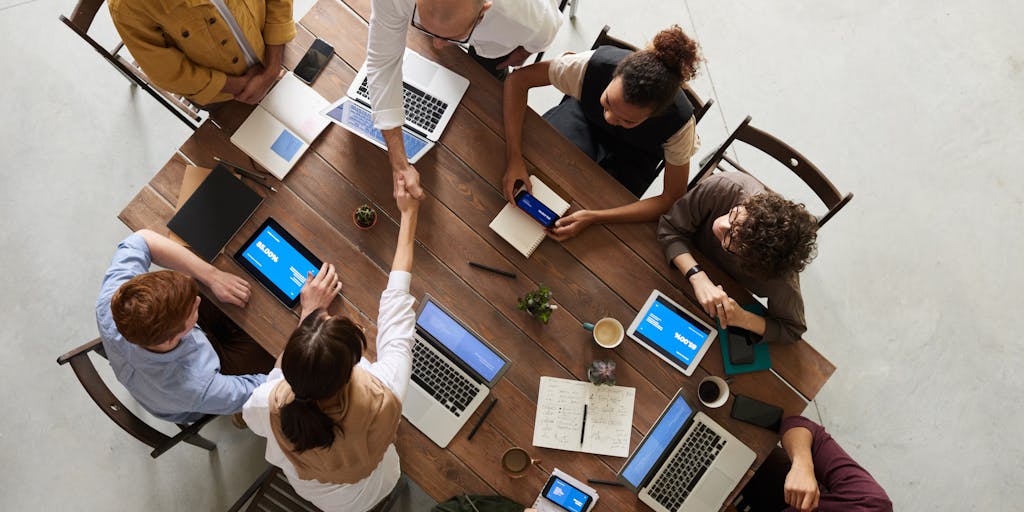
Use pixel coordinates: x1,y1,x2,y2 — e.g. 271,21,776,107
324,101,430,157
239,224,319,301
621,396,692,487
634,296,712,366
417,301,505,382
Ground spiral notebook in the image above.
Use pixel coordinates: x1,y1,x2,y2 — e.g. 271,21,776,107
489,175,570,258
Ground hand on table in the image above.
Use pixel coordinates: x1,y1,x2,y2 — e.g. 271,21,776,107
548,210,594,241
236,66,284,104
395,174,421,214
784,459,820,511
502,157,530,203
299,263,342,319
206,269,251,307
497,46,532,69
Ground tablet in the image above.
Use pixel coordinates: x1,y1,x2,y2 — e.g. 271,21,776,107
233,218,323,308
626,290,717,376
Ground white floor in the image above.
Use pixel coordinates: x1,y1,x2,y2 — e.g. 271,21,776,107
2,0,1022,510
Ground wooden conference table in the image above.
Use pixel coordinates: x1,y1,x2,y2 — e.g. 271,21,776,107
118,0,835,508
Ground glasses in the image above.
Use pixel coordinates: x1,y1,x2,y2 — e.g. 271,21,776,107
411,4,484,44
722,208,741,255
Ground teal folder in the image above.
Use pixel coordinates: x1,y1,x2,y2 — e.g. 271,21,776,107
719,302,771,376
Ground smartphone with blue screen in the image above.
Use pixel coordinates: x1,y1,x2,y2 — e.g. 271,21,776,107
514,185,560,228
541,475,593,512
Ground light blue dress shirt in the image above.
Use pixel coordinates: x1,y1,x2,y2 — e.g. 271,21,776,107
95,234,265,424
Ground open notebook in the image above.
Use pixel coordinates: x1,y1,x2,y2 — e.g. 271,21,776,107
532,377,635,458
230,73,330,180
489,175,570,258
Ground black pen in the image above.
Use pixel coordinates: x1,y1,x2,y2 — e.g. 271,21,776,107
469,261,516,279
214,156,269,181
467,397,498,440
587,479,624,487
235,172,278,193
580,404,587,446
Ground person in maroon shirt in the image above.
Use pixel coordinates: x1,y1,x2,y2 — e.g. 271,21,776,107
781,416,893,512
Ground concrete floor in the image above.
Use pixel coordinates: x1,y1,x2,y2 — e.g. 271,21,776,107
2,0,1022,510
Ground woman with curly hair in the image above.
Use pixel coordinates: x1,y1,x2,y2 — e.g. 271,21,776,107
657,172,819,344
502,25,704,240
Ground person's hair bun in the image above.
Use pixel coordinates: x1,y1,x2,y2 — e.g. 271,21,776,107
651,25,702,82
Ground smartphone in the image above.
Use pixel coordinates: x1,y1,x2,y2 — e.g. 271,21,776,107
730,395,784,431
294,39,334,84
727,326,756,365
514,185,560,228
541,475,594,512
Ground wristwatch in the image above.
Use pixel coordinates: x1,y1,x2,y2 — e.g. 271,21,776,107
684,264,703,280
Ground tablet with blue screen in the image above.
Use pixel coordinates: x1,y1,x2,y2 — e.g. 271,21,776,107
233,218,323,308
626,290,717,376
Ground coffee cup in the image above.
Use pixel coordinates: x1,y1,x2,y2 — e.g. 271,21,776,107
697,376,729,408
583,317,624,349
501,447,539,478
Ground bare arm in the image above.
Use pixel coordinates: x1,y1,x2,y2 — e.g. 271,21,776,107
135,229,250,307
392,175,421,272
384,128,425,200
502,62,553,202
782,426,820,512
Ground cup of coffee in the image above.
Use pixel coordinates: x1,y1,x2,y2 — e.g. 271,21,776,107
698,376,729,408
583,317,624,349
501,447,539,478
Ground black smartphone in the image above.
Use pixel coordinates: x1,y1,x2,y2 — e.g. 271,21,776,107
727,326,756,365
541,474,594,512
514,185,561,228
294,38,333,84
731,395,784,431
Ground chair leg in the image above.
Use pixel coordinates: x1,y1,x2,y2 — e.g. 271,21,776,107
150,415,218,458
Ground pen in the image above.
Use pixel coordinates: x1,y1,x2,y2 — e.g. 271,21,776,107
466,397,498,440
464,495,482,512
214,156,270,181
587,479,624,487
235,172,278,193
580,404,587,446
469,261,516,279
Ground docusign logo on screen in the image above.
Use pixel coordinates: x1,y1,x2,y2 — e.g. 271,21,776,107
636,300,707,364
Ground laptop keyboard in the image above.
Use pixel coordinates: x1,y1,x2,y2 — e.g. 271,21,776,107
356,78,448,134
648,422,726,511
411,338,479,417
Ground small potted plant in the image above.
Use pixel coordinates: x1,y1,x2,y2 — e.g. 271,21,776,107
588,359,616,386
352,204,378,230
517,285,556,324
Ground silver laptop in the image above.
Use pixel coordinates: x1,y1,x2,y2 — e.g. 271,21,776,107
403,295,511,448
617,389,756,512
321,48,469,163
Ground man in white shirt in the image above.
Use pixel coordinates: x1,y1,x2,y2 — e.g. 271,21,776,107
367,0,562,200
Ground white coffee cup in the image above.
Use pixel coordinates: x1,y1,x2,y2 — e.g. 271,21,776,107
698,376,729,408
585,317,624,348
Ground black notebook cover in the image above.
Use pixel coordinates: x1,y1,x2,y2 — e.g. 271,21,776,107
167,164,263,262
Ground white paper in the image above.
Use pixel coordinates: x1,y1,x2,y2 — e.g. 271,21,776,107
533,376,634,458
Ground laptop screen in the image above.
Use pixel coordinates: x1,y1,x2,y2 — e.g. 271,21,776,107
323,100,430,157
633,295,712,367
417,300,506,382
620,394,692,488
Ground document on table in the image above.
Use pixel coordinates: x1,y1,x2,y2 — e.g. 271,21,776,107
533,376,635,458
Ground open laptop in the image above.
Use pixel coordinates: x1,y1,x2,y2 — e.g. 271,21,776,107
617,389,755,512
321,48,470,163
403,295,511,448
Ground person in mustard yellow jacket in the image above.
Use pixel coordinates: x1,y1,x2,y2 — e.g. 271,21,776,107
109,0,296,106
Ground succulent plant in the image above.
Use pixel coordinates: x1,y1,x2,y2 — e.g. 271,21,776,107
588,359,616,386
517,285,556,324
354,204,377,228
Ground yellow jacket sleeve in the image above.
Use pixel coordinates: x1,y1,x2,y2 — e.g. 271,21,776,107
262,0,296,45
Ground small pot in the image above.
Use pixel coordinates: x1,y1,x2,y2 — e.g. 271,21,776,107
352,209,377,230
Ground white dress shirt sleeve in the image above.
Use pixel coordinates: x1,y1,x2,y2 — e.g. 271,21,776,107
365,271,416,401
366,0,412,129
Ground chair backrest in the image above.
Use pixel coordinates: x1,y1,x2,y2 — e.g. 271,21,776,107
589,25,713,123
57,338,216,458
689,115,853,228
63,0,105,32
228,466,323,512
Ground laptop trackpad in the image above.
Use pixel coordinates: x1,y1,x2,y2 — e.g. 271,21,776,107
403,55,438,86
402,387,433,423
695,469,733,504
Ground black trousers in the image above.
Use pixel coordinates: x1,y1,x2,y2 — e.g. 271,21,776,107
197,298,275,376
542,96,663,197
468,46,510,81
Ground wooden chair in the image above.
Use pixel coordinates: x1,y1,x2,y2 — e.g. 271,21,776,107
690,115,853,228
228,466,407,512
56,338,218,458
58,0,203,129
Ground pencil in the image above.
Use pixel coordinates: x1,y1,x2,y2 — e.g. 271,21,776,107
469,261,516,279
214,156,269,180
235,172,278,193
466,397,498,440
587,479,624,487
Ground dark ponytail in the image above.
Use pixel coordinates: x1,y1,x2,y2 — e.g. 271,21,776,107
613,25,703,113
279,310,367,452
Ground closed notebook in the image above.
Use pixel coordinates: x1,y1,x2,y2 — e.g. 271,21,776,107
230,72,330,180
167,164,263,262
489,175,571,258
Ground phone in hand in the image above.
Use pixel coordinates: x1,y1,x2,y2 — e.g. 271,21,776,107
514,184,560,228
541,474,594,512
730,394,784,431
727,326,756,365
294,38,333,84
